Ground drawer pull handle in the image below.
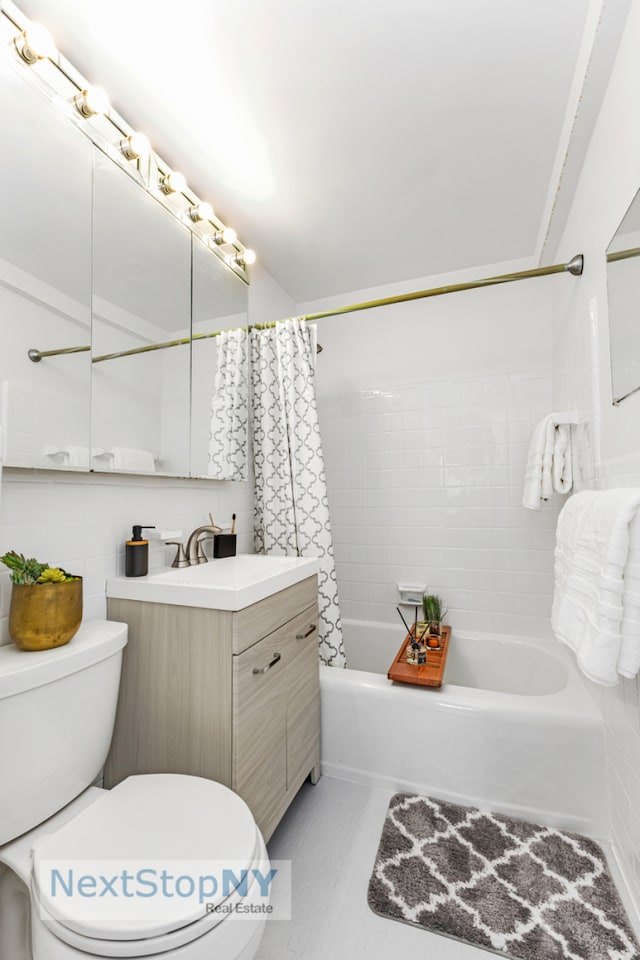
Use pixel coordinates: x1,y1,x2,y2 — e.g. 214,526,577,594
296,624,317,640
253,652,282,675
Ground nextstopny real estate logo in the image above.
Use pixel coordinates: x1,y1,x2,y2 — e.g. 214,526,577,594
37,859,291,921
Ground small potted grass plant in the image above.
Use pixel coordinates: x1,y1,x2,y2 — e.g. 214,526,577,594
422,593,447,648
0,551,82,651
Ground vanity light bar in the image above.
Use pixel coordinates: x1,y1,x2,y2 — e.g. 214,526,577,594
2,1,255,279
159,169,186,195
120,131,150,161
212,226,237,246
14,23,55,62
189,201,213,222
73,85,110,118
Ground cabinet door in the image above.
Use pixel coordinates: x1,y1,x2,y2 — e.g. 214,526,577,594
105,600,233,788
233,629,287,839
286,607,320,790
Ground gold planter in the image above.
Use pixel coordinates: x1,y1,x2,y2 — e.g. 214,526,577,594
9,579,83,651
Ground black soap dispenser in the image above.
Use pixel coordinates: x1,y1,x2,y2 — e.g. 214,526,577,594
126,525,155,577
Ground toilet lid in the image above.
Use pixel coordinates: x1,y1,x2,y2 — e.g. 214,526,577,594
32,775,262,943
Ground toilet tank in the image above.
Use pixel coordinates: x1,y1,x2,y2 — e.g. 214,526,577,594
0,620,127,844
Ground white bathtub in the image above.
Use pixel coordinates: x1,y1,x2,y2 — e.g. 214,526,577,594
320,620,607,837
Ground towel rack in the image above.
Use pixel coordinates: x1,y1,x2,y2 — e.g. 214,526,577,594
553,412,578,425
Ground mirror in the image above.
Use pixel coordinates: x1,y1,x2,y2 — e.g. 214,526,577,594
0,58,92,469
191,236,249,479
607,188,640,404
0,48,250,479
91,152,192,476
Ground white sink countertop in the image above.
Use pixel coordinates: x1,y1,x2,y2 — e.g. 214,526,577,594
106,554,319,611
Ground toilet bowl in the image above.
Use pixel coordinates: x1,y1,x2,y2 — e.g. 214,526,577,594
0,621,269,960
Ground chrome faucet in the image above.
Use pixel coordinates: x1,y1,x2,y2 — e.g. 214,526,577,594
185,524,221,565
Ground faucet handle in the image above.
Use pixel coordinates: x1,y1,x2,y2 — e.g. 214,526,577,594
166,541,189,568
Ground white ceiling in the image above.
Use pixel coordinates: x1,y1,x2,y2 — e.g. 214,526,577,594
14,0,626,302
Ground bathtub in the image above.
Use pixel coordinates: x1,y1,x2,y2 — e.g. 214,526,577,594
320,620,607,837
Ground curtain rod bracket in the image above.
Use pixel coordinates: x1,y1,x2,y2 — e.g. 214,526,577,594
565,254,584,276
28,345,90,362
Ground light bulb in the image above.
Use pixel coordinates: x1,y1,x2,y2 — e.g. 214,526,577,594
15,24,56,63
160,170,186,194
74,86,110,117
239,248,256,266
121,132,150,160
188,201,213,222
213,226,237,246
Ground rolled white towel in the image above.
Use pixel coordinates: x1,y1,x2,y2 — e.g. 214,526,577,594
523,415,555,509
523,414,573,509
552,424,572,494
64,445,90,468
111,447,156,472
523,416,550,509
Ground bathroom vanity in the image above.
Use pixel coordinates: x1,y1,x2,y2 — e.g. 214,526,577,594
104,557,320,841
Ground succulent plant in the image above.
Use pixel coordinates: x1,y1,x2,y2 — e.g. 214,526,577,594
0,551,78,585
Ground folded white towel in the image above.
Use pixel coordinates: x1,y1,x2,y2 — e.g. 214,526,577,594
619,517,640,679
111,447,156,473
44,445,102,468
522,414,573,509
551,488,640,685
65,446,90,469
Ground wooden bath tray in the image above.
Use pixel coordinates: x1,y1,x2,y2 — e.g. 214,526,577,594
387,625,451,687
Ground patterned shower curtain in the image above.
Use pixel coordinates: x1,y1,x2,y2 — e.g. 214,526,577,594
250,318,345,667
208,328,249,481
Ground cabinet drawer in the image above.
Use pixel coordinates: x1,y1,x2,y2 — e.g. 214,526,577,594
232,576,317,654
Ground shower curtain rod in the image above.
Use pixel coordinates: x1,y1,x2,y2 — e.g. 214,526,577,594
606,245,640,263
28,253,584,364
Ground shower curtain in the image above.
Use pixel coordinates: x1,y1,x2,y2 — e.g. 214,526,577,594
208,328,249,480
250,318,345,667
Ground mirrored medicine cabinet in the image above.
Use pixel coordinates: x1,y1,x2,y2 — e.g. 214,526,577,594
0,46,248,480
607,188,640,406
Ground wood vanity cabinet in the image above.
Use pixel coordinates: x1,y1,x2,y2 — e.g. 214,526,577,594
104,575,320,841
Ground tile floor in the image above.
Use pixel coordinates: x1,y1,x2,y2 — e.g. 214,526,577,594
255,776,640,960
257,777,488,959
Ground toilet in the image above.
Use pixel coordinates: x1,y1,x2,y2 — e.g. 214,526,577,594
0,620,269,960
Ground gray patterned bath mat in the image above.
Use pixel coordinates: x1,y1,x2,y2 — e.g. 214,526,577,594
368,793,639,960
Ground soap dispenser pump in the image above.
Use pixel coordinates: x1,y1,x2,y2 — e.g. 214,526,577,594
126,525,155,578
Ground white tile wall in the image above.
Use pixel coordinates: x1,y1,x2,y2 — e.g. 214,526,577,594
317,368,563,638
551,294,600,490
594,453,640,913
0,468,253,647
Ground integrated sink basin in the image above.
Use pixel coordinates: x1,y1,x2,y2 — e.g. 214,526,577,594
106,554,319,611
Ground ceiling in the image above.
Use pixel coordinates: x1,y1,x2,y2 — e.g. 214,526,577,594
14,0,628,302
